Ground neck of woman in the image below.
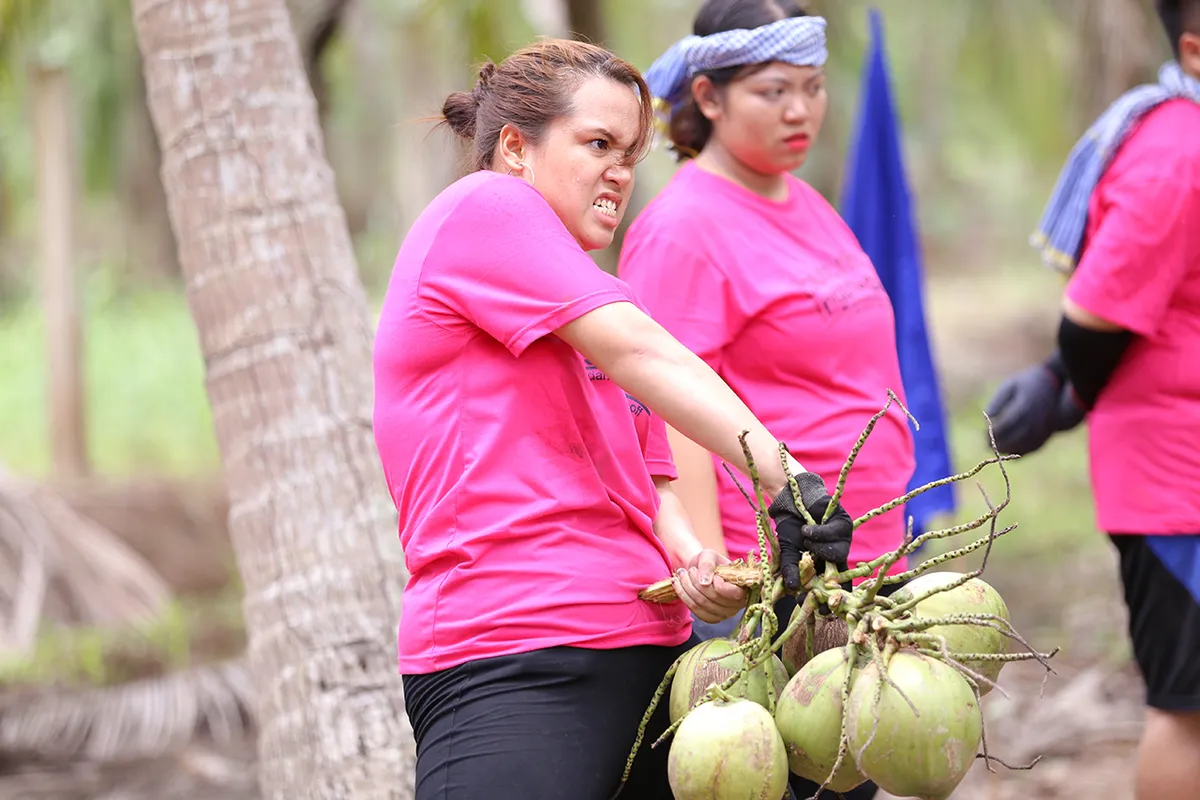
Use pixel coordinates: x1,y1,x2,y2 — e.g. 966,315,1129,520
694,144,790,203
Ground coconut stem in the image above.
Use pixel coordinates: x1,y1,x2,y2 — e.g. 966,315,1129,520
779,442,818,527
867,635,921,718
852,635,891,768
762,653,777,715
766,590,818,661
881,521,1019,586
856,517,915,605
892,611,1024,641
940,649,1061,663
736,583,765,644
824,389,914,524
829,505,1005,589
851,452,1017,529
906,636,1011,700
802,608,815,663
885,570,989,617
806,621,865,800
617,655,681,788
737,432,785,577
977,752,1044,771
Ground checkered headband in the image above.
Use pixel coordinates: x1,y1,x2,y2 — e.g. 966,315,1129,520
644,15,829,114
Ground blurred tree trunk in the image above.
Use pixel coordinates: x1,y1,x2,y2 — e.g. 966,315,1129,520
561,0,631,273
32,62,89,481
120,55,180,286
394,7,461,235
1070,0,1158,125
117,0,359,288
130,0,414,797
286,0,369,234
287,0,352,127
566,0,605,44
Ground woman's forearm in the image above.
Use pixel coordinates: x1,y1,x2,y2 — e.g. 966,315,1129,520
556,302,801,499
652,477,704,569
665,425,727,557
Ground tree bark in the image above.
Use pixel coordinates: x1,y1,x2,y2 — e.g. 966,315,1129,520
285,0,352,132
129,1,413,797
565,0,606,45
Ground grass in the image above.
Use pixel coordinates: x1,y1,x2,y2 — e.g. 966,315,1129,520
0,280,219,478
0,583,246,688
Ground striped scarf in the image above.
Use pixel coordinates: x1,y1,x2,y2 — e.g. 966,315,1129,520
643,16,828,124
1032,61,1200,274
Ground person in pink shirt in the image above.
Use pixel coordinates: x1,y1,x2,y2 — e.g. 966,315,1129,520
985,3,1200,798
621,0,914,634
372,38,857,800
621,5,916,798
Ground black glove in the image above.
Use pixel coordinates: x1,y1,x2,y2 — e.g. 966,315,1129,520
767,471,854,593
984,352,1085,456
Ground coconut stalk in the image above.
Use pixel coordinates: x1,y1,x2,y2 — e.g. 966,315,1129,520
618,392,1059,800
0,655,254,764
0,466,173,660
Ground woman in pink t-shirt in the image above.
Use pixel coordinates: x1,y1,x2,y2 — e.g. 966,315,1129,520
622,6,914,611
372,38,857,800
620,6,915,797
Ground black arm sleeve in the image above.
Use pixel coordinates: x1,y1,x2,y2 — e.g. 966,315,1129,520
1056,316,1134,410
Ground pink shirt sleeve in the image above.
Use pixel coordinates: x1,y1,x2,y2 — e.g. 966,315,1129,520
643,414,677,480
619,229,739,372
1067,149,1200,338
420,175,631,356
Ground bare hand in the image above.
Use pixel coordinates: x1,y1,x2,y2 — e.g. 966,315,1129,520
671,549,747,624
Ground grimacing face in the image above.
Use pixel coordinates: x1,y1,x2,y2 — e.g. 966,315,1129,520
498,76,643,251
698,62,828,177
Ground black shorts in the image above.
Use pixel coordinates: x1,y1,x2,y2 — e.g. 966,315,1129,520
402,637,698,800
1109,533,1200,711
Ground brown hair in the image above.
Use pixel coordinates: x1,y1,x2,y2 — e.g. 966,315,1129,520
668,0,810,162
1157,0,1200,57
441,38,655,171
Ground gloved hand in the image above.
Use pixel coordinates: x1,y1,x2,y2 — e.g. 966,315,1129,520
984,352,1084,456
767,471,853,593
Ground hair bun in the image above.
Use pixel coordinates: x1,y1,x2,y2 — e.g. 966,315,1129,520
441,90,479,141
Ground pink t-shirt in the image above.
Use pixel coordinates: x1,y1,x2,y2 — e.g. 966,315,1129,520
373,170,691,675
1065,99,1200,535
619,162,915,577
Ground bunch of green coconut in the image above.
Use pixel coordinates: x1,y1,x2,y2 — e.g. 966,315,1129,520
621,404,1058,800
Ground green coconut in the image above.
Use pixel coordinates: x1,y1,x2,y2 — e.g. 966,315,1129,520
894,571,1011,694
774,647,868,793
779,604,850,677
847,649,983,800
667,698,790,800
668,638,788,723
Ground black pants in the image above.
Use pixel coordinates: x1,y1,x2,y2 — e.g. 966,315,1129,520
1110,533,1200,711
402,636,699,800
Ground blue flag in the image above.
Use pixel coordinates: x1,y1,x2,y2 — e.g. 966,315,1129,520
839,8,956,538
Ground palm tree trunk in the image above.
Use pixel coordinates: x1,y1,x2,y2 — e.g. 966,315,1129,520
129,1,414,797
